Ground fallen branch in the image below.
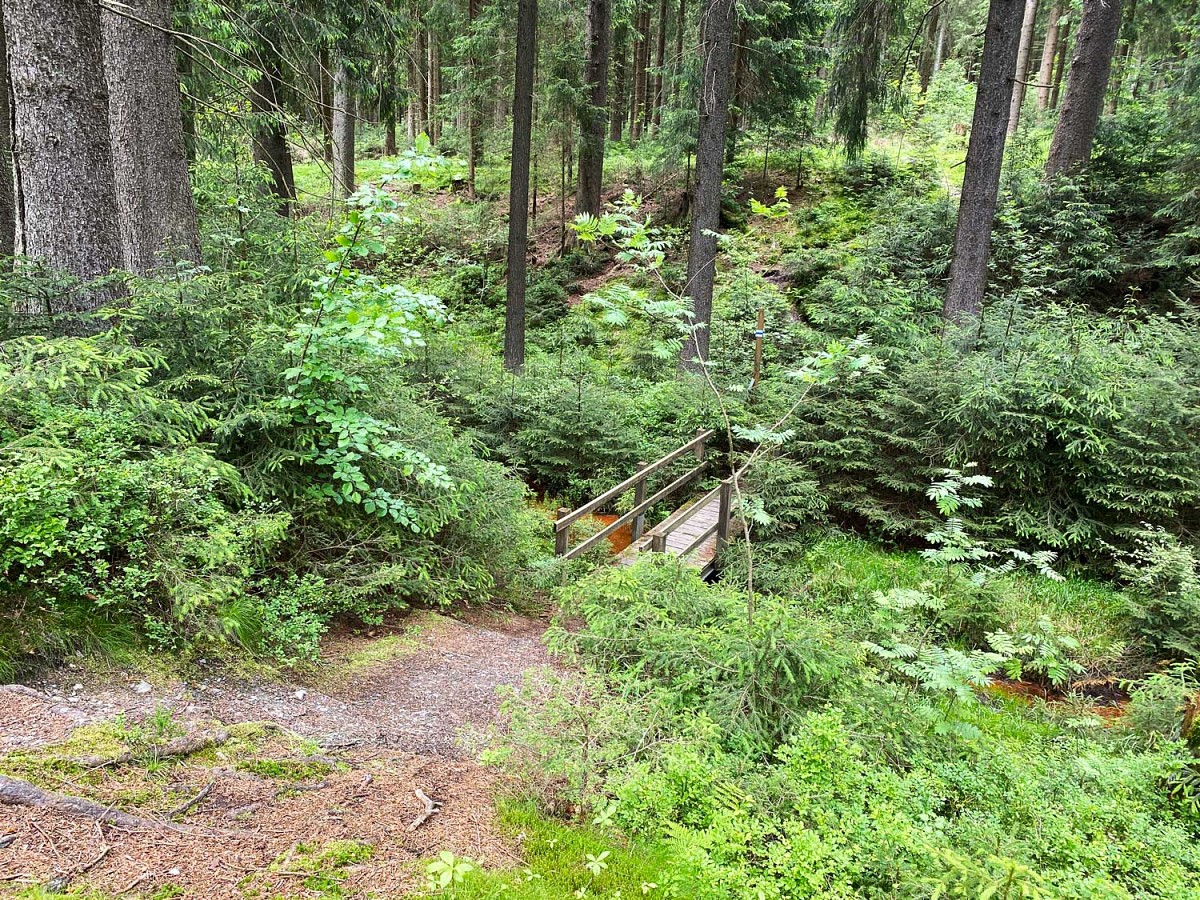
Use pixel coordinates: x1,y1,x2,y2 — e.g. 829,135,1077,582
169,780,215,818
72,729,230,769
407,789,440,832
0,775,159,830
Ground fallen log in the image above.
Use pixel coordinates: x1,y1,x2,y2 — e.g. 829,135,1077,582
71,729,230,769
0,775,158,830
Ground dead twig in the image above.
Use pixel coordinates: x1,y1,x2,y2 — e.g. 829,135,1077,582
169,780,215,818
407,789,440,831
72,729,230,769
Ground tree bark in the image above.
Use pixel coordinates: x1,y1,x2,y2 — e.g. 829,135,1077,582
679,0,736,372
383,55,398,155
1035,0,1062,110
414,22,428,134
101,0,201,273
0,13,15,262
942,0,1024,327
1044,0,1121,177
505,0,536,373
250,50,297,216
332,62,355,199
4,0,125,312
427,30,441,144
467,0,481,195
609,22,628,141
1105,0,1134,114
651,0,668,128
1049,17,1070,107
1006,0,1039,135
576,0,611,217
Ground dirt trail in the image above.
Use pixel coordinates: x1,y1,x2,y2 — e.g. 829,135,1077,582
0,609,554,898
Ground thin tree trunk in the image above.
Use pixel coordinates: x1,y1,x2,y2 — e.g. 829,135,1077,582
679,0,736,372
0,13,14,263
1035,0,1063,110
467,0,481,195
1006,0,1039,135
670,0,687,105
332,62,355,198
4,0,125,313
177,5,196,161
726,21,747,165
415,23,428,134
918,6,938,93
101,0,201,273
383,55,398,155
250,50,297,216
576,0,611,217
319,47,333,164
1050,17,1070,107
505,0,536,373
932,4,949,74
942,0,1024,327
651,0,668,128
1044,0,1122,177
1105,0,1135,114
630,6,649,140
427,31,441,144
609,22,628,141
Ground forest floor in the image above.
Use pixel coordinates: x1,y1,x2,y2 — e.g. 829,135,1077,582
0,608,555,898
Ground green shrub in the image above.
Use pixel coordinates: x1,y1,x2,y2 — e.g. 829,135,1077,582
1117,529,1200,661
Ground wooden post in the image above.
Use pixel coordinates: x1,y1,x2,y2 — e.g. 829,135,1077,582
651,531,667,553
555,507,571,556
694,426,706,463
751,307,764,391
716,477,733,552
632,462,648,542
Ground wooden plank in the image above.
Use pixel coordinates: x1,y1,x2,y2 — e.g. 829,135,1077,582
555,430,715,531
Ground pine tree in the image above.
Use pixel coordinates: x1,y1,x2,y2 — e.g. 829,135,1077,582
576,0,611,217
505,0,537,372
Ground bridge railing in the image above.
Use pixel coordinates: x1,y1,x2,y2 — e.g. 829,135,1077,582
647,477,734,560
554,428,715,561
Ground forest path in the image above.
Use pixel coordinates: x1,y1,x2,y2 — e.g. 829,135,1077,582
0,609,554,898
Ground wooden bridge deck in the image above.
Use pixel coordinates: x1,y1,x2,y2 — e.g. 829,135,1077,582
618,491,723,576
554,429,732,578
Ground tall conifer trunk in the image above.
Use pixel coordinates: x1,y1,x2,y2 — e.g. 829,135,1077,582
4,0,125,312
1006,0,1039,135
250,47,297,216
1035,0,1063,110
609,23,628,141
576,0,611,217
942,0,1024,327
650,0,668,128
1045,0,1122,176
505,0,536,372
0,14,15,262
101,0,201,273
679,0,736,372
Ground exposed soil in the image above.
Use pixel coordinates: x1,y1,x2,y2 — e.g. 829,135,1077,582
0,609,554,898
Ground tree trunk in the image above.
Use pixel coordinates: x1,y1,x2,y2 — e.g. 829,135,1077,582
427,31,441,144
332,62,355,199
942,0,1024,327
1105,0,1135,114
679,0,736,372
670,0,687,105
932,4,949,74
725,21,747,165
319,47,333,164
0,13,15,262
505,0,536,373
467,0,481,195
609,22,628,141
630,6,649,140
651,0,668,128
1006,0,1039,135
576,0,611,217
1035,0,1062,110
1049,17,1070,107
101,0,201,273
177,6,196,161
1044,0,1121,177
415,24,428,134
250,52,297,216
383,55,398,155
4,0,125,312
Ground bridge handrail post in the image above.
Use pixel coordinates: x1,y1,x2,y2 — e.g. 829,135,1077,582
716,478,733,552
555,507,571,556
694,427,706,464
631,462,648,542
651,532,667,553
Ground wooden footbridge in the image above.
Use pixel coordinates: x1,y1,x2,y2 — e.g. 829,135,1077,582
553,429,734,577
